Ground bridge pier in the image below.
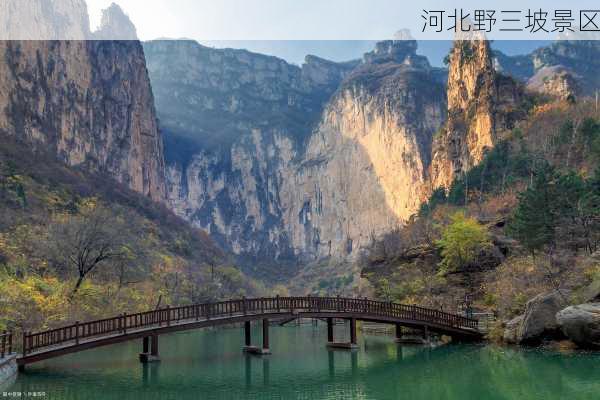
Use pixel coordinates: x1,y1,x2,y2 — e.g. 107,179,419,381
139,334,160,363
244,321,251,347
394,323,402,342
243,319,271,355
327,318,358,350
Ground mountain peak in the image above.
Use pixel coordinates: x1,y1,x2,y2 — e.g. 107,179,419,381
362,31,430,68
93,2,137,40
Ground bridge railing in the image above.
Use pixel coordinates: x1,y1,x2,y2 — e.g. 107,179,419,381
21,297,478,355
1,331,12,358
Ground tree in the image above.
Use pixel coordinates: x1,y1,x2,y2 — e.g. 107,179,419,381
46,203,135,295
436,212,491,274
578,168,600,254
508,164,557,256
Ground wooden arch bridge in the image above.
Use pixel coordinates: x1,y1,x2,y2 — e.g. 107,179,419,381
15,297,482,369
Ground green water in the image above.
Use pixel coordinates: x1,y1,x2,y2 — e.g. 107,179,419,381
6,323,600,400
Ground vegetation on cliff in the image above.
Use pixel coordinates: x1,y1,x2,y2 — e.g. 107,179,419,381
363,98,600,323
0,139,265,334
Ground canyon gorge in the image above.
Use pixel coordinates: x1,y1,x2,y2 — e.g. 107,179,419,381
2,0,599,272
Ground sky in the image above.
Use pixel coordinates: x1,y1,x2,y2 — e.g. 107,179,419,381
86,0,600,40
84,0,591,65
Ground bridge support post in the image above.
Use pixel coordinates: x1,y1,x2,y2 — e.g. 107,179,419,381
350,318,357,345
262,318,270,351
243,319,271,355
140,335,160,363
326,318,358,350
244,321,251,347
394,323,402,343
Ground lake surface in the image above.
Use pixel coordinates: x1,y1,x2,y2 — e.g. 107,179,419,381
6,322,600,400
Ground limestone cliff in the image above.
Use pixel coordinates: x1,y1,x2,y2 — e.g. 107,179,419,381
0,2,166,201
149,40,445,262
286,42,446,260
0,0,90,40
146,40,357,262
430,39,522,190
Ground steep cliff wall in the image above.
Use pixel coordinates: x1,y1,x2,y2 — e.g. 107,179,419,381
149,40,446,262
0,0,90,40
0,3,166,201
284,44,446,260
145,40,357,262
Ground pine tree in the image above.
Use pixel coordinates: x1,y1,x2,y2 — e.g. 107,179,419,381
509,164,557,256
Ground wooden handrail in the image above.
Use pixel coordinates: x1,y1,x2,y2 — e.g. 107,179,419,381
20,297,479,355
1,331,12,358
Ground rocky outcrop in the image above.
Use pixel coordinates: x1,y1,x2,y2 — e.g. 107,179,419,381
505,290,569,345
93,2,138,40
0,2,166,202
530,41,600,96
556,303,600,348
430,37,523,190
494,41,600,97
527,66,579,100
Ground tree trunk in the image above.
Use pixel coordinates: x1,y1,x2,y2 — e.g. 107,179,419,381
70,275,85,297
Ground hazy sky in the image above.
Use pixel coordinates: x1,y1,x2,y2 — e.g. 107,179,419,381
86,0,600,40
84,1,586,65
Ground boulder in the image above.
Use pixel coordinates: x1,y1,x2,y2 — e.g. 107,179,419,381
556,303,600,348
517,290,570,344
503,315,524,344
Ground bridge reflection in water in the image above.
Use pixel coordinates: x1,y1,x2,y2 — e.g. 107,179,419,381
17,296,482,369
135,332,433,390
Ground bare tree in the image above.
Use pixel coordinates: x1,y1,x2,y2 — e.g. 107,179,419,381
47,204,133,296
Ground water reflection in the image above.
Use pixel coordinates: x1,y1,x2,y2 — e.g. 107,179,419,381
8,324,600,400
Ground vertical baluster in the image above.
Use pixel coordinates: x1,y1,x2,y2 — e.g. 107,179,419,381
22,331,27,355
2,331,7,358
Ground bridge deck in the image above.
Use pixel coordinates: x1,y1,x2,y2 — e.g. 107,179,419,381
17,297,482,366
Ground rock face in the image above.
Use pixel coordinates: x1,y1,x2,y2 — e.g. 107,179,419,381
0,0,90,40
152,36,597,266
287,49,446,260
556,303,600,348
527,66,580,100
531,41,600,96
0,2,166,202
430,39,522,190
147,39,446,262
93,2,138,40
146,40,357,261
507,290,570,345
